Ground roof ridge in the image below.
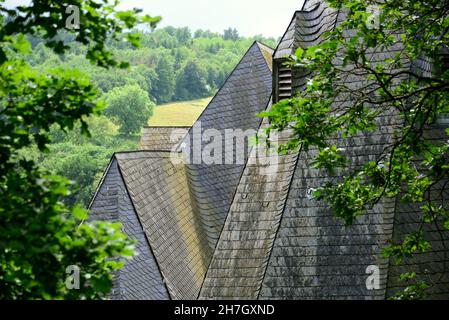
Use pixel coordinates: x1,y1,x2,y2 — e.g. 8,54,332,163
255,41,274,72
87,155,116,211
197,96,273,299
272,11,298,59
142,126,191,129
255,41,274,51
116,155,212,299
256,147,302,299
114,150,182,158
300,0,322,13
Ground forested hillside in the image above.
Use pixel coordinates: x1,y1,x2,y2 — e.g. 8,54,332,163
26,27,277,208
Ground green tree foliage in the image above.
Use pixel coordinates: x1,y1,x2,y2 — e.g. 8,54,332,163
262,0,449,299
175,27,192,45
153,52,176,103
26,25,277,105
175,60,210,101
194,29,221,39
223,27,240,41
0,0,160,299
39,116,138,208
112,26,276,103
104,85,155,135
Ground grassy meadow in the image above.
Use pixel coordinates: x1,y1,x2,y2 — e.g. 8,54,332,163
148,97,212,127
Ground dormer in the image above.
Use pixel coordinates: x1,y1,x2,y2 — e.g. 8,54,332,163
272,0,338,103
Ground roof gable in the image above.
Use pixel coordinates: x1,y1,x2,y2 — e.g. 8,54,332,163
89,159,170,300
115,151,212,299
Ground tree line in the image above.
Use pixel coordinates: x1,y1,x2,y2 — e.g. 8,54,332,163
29,26,277,105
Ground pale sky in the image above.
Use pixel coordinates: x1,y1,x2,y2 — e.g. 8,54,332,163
4,0,305,38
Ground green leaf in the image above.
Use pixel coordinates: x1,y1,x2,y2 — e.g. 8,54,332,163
14,34,31,53
444,219,449,231
295,47,304,59
72,206,88,221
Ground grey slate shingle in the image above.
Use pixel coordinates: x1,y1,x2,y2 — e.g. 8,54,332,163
204,0,448,300
274,0,338,60
89,41,274,300
387,127,449,298
263,1,401,300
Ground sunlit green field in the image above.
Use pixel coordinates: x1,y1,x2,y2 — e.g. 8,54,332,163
148,97,213,127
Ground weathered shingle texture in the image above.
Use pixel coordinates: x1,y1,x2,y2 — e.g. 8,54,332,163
200,111,300,299
260,130,399,300
115,151,212,300
274,0,338,60
201,0,449,300
387,126,449,299
89,41,274,300
259,2,403,300
89,160,169,300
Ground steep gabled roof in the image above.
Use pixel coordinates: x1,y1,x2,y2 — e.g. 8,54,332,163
89,158,170,300
89,0,449,300
114,151,212,300
89,150,212,300
201,0,446,300
257,42,274,71
89,41,274,300
259,0,403,299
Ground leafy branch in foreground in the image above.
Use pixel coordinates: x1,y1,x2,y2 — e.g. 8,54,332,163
262,0,449,299
0,1,159,299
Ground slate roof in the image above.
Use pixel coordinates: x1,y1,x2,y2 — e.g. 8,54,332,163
140,126,189,151
259,125,400,299
257,42,274,71
114,151,212,299
259,2,403,300
89,0,449,300
201,0,449,300
387,127,449,299
200,106,300,299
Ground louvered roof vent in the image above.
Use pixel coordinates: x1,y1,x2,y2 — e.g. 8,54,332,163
274,60,292,103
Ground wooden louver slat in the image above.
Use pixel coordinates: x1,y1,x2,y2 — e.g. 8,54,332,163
277,65,292,101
